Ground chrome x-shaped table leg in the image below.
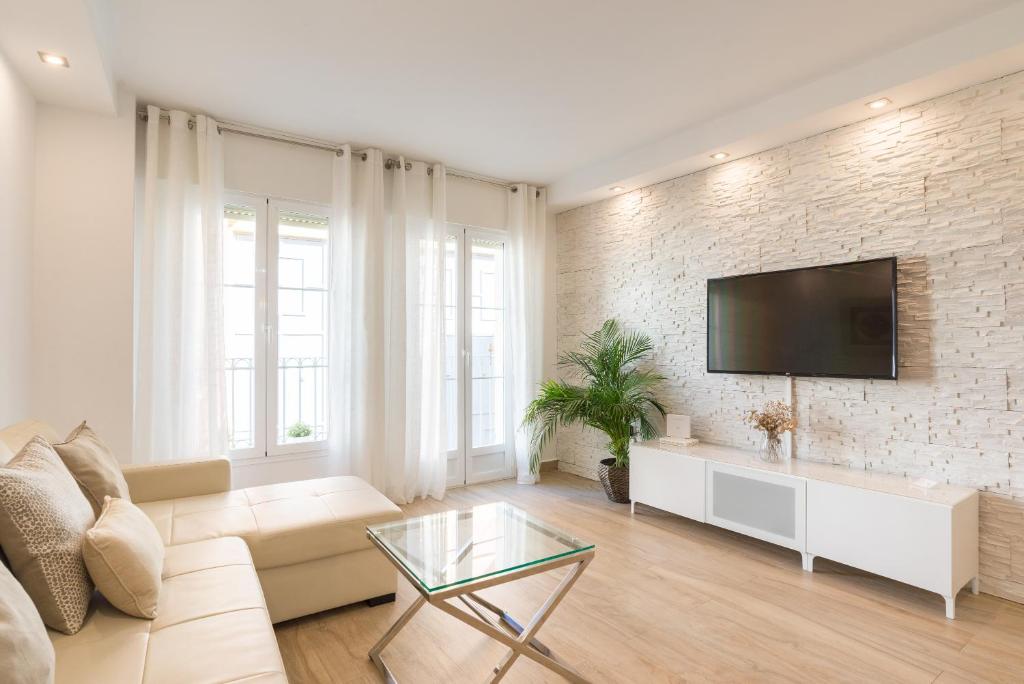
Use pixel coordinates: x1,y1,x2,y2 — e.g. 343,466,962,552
369,556,592,683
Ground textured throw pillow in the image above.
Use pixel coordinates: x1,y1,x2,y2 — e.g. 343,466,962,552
0,560,55,683
0,436,96,634
83,496,164,619
53,422,131,517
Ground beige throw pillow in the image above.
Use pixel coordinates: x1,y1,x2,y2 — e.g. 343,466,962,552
0,560,55,683
83,497,164,619
53,422,131,517
0,439,13,466
0,436,96,634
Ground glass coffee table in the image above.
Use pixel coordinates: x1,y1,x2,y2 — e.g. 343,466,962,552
366,501,596,683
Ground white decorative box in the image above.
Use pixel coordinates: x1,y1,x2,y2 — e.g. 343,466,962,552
666,414,691,439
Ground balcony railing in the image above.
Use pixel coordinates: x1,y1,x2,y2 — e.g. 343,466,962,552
278,356,328,445
226,357,254,450
225,356,328,452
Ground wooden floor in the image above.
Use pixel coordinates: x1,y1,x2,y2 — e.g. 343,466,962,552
275,471,1024,683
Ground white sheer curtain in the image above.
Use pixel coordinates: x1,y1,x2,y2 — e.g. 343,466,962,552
508,185,547,484
134,106,227,462
328,146,448,503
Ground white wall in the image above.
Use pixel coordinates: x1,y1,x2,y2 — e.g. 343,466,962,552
11,93,558,479
32,92,136,460
0,52,35,427
219,133,526,485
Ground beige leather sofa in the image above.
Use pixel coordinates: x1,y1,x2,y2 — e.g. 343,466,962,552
0,420,404,684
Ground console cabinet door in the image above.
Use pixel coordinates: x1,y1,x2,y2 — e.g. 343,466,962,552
706,462,806,551
630,446,706,522
807,480,952,595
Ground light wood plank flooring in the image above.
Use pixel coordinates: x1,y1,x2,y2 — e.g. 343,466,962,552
275,471,1024,683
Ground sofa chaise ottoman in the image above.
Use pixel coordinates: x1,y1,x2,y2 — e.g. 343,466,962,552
0,420,404,683
133,470,404,622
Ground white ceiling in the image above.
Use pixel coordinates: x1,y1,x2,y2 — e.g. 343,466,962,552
0,0,116,113
3,1,1024,210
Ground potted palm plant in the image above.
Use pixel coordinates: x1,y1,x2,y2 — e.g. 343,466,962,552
523,319,666,503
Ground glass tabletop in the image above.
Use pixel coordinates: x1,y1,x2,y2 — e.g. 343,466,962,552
366,502,594,593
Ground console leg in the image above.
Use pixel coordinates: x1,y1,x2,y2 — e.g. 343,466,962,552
971,577,980,595
801,553,815,572
366,593,396,607
630,501,636,515
944,595,956,620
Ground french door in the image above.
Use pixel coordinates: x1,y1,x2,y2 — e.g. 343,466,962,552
222,192,331,460
445,225,514,486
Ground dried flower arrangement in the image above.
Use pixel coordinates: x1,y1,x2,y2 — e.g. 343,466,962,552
744,400,796,437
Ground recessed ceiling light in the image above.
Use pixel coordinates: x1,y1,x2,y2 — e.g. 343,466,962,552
866,97,891,110
710,152,729,160
610,186,624,192
38,51,69,68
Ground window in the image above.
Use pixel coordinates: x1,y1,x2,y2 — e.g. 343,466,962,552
469,237,506,449
223,195,330,458
444,225,512,486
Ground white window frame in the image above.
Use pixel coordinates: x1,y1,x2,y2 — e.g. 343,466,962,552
446,223,514,486
447,228,467,486
223,192,268,461
225,191,331,461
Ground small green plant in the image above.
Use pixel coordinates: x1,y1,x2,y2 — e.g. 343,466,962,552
287,421,313,439
522,319,666,473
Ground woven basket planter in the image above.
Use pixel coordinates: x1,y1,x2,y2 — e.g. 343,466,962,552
597,458,630,503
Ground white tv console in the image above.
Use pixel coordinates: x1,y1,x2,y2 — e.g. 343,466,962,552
630,441,979,619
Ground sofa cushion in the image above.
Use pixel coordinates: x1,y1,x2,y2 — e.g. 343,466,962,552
53,422,131,517
0,437,95,634
137,475,403,569
0,420,60,456
49,537,287,684
0,558,55,684
83,497,164,619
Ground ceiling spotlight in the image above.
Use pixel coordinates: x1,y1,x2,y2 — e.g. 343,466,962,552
610,186,624,192
866,97,891,110
710,152,729,160
38,51,69,68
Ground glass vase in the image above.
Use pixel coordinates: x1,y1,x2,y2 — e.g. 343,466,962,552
758,431,784,463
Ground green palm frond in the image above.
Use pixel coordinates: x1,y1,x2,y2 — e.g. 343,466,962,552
522,319,666,472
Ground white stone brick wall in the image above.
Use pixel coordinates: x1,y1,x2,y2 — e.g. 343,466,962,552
555,70,1024,602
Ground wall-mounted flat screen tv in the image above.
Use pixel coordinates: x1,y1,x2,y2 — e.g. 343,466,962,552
707,257,897,380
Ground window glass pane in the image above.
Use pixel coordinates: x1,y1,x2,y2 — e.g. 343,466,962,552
223,205,256,451
470,237,505,449
277,209,329,446
444,236,458,452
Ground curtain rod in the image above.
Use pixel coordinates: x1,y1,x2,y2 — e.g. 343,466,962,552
136,108,536,194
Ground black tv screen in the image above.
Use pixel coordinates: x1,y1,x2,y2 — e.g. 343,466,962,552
707,257,897,379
